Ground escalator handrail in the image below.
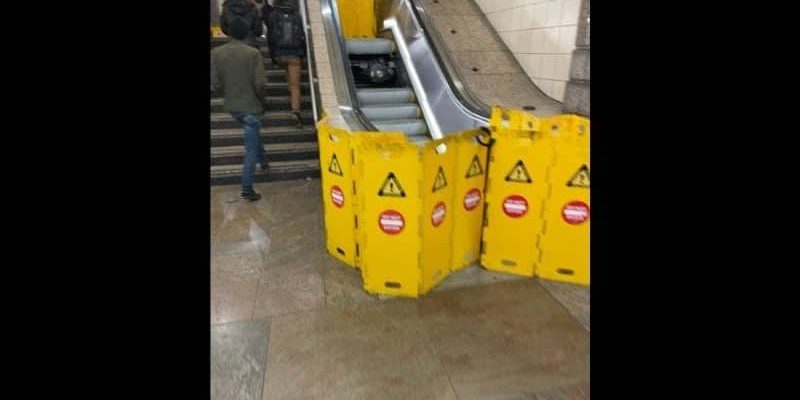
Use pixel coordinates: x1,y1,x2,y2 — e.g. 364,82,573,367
297,0,320,123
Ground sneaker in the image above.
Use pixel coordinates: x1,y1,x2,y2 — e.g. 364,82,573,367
240,191,262,201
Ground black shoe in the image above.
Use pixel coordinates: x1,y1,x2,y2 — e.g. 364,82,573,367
292,112,303,128
240,191,262,201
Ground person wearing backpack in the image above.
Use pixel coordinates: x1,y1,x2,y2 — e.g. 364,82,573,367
267,0,306,127
260,0,275,37
220,0,263,48
212,16,270,201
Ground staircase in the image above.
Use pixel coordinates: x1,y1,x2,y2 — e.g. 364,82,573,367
210,37,320,186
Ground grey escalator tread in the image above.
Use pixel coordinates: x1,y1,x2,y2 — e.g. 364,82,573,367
372,118,429,136
346,38,396,55
361,103,422,120
372,118,428,126
357,87,413,94
356,87,416,104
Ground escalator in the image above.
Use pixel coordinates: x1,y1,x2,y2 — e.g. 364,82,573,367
347,38,429,143
321,0,490,146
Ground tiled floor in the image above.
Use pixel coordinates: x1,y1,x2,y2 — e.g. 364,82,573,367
212,320,270,400
211,180,589,400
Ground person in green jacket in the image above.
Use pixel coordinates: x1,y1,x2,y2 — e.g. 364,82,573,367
211,16,269,201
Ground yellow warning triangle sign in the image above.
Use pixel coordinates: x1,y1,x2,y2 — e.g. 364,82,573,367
466,155,484,178
378,172,406,197
567,165,590,188
505,160,532,183
432,166,448,192
328,154,343,176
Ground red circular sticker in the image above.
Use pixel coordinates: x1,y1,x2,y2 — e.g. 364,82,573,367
463,188,482,211
503,195,528,218
379,210,405,234
330,185,344,208
562,201,590,224
431,202,446,227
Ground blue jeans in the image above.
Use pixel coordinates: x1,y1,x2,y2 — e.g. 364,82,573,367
230,113,265,193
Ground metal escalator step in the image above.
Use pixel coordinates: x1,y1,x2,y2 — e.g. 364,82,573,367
356,88,416,104
362,103,422,120
346,38,396,55
372,119,429,136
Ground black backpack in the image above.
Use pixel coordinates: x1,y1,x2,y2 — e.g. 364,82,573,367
272,10,304,49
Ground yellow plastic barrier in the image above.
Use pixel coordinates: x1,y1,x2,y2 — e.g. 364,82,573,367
318,121,359,268
536,115,590,285
337,0,377,38
481,108,552,277
317,119,407,269
357,135,457,297
420,136,458,293
450,129,490,271
319,106,590,294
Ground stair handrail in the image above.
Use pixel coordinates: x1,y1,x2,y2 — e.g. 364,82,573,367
298,0,321,123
